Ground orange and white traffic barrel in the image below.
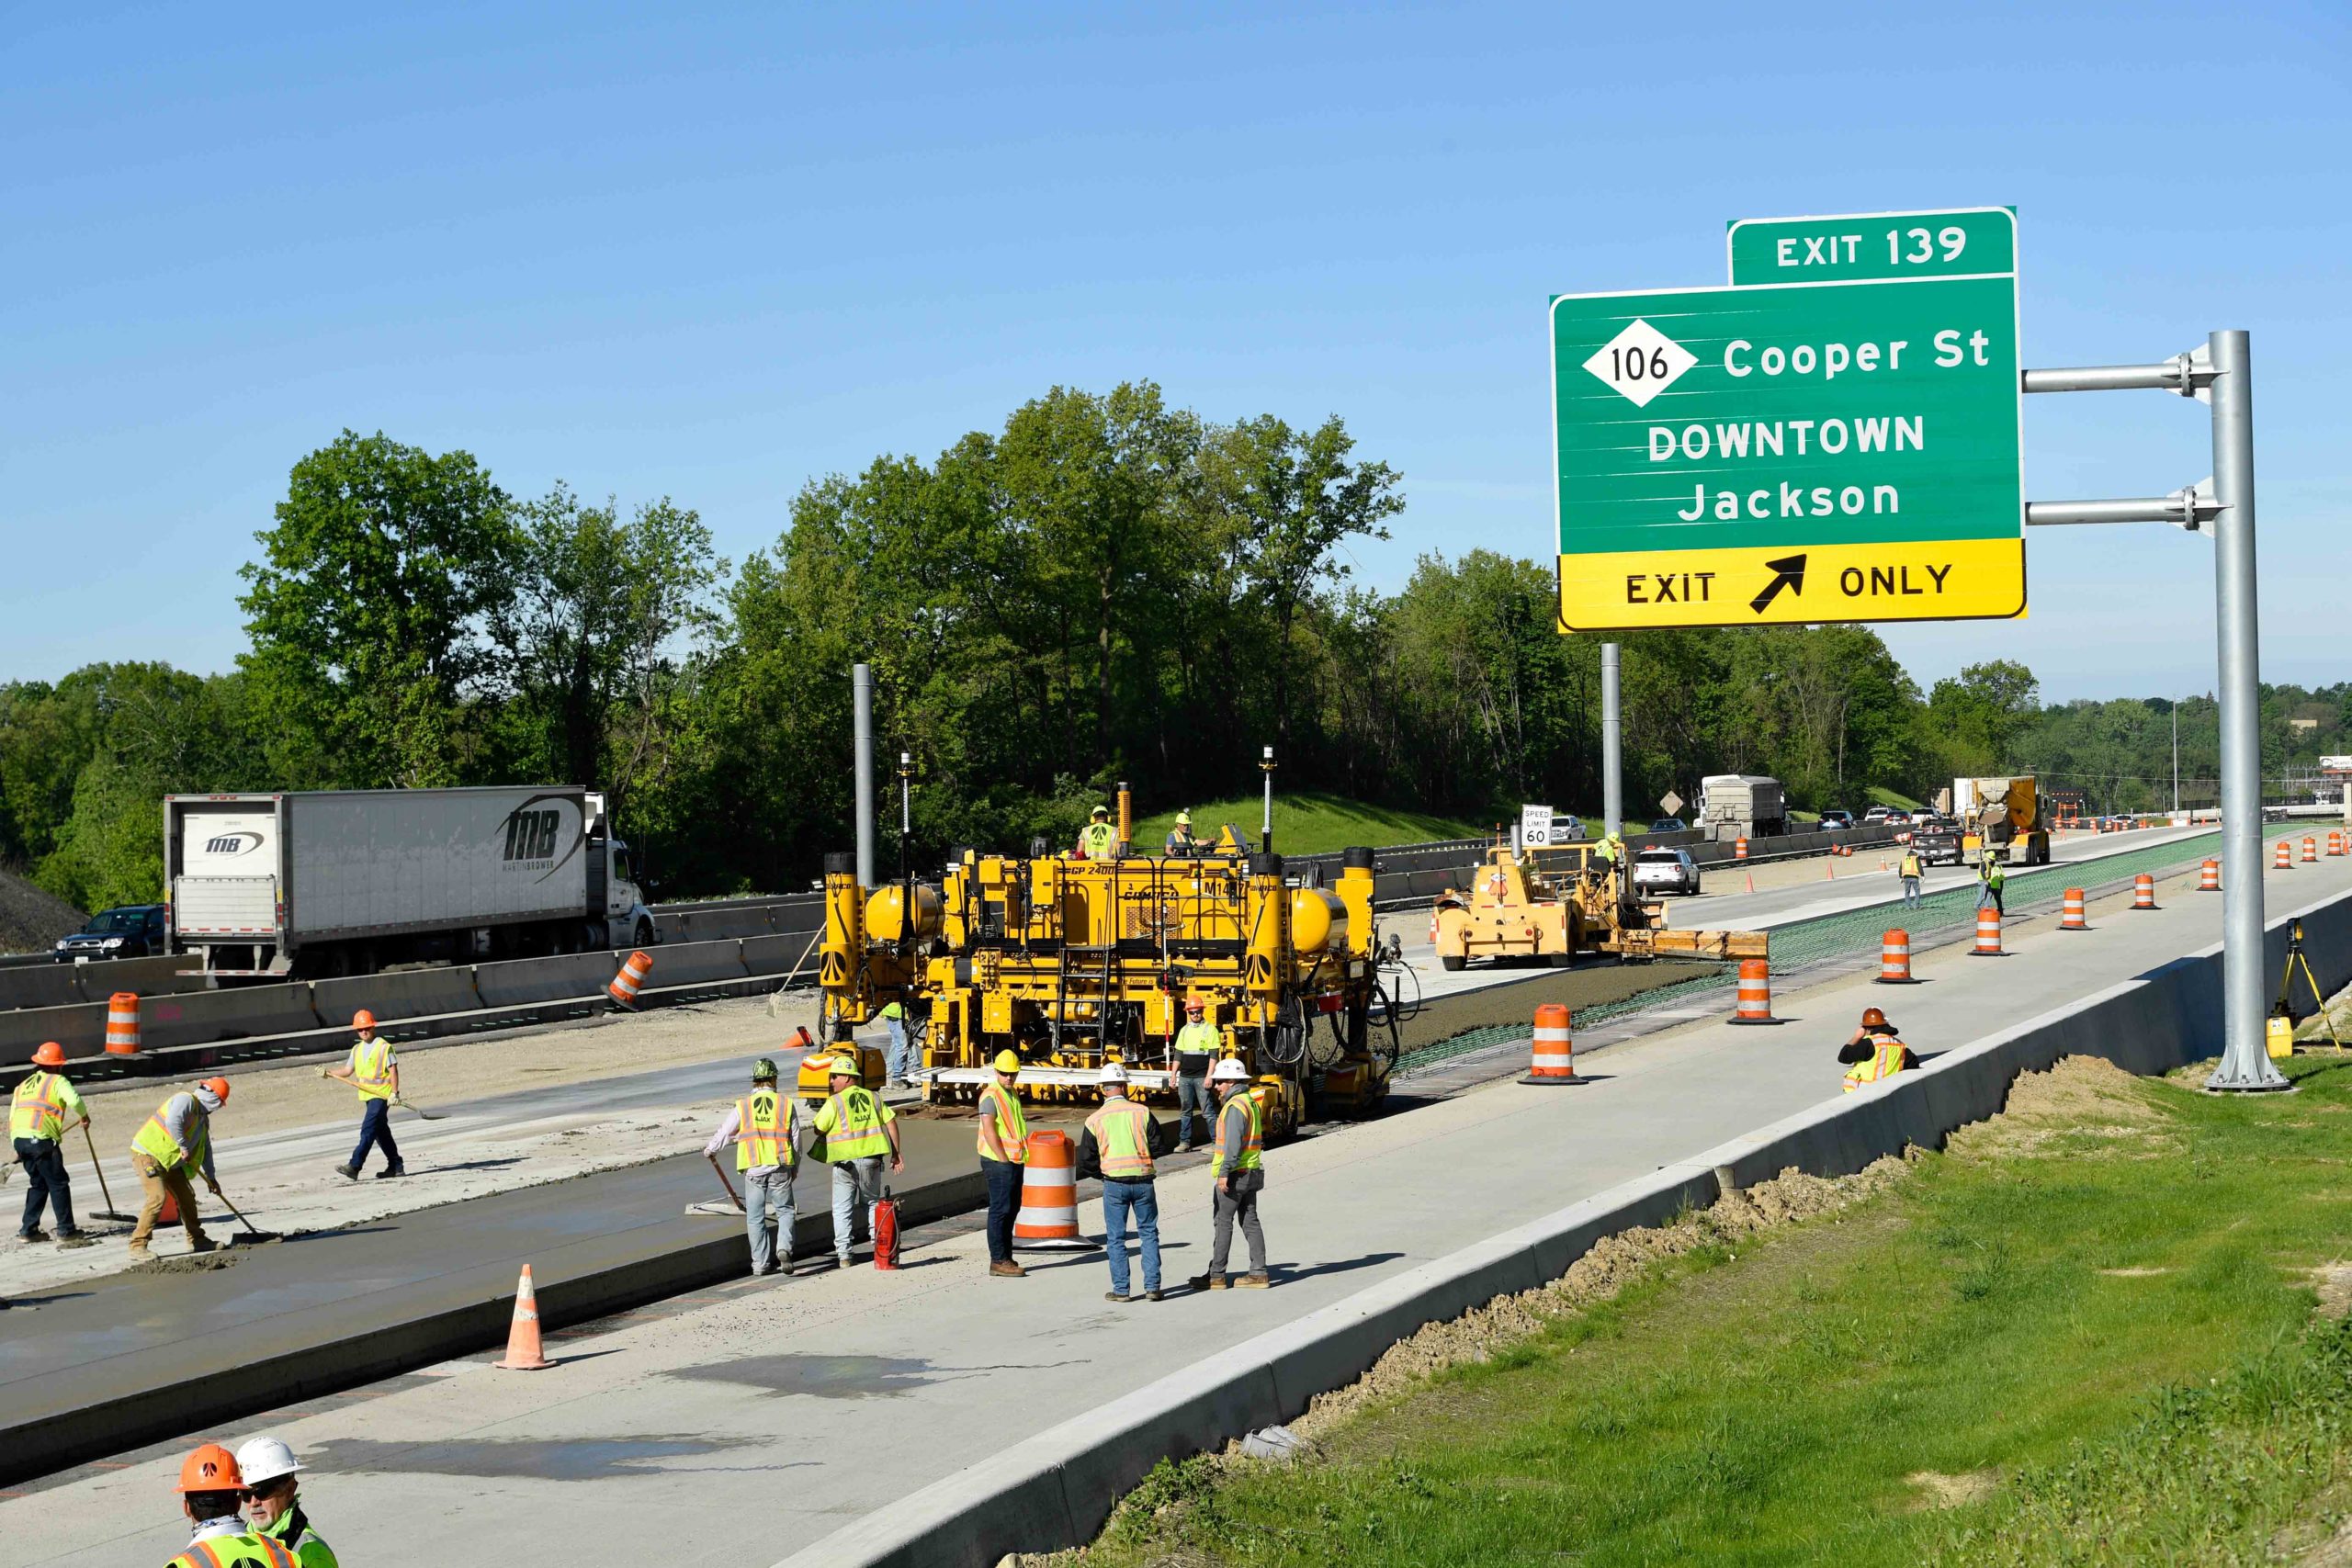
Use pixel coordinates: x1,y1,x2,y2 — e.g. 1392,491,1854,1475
1522,1002,1584,1085
2199,859,2221,892
1972,908,2004,957
1876,930,1916,984
2059,888,2089,930
1727,959,1779,1025
104,992,141,1055
2132,874,2156,910
1734,837,1749,861
2275,840,2293,871
2303,836,2319,863
2331,831,2346,858
1012,1130,1088,1248
607,949,654,1008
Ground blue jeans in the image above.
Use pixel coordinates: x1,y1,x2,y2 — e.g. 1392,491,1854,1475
885,1016,910,1080
1175,1075,1209,1149
1902,876,1922,908
15,1138,74,1236
831,1156,887,1261
744,1166,796,1273
1101,1179,1160,1296
982,1156,1021,1263
349,1098,401,1172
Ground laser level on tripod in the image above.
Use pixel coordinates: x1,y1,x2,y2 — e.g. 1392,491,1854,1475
2270,918,2342,1057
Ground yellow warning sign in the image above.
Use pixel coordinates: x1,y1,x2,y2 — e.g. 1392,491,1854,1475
1556,537,2025,632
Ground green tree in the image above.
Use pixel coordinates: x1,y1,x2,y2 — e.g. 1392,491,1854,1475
239,431,516,787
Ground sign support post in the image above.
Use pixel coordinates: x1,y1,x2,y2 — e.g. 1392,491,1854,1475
1601,643,1623,839
2019,331,2280,1091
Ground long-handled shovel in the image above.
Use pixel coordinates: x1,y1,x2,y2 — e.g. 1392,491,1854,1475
81,1122,135,1223
213,1189,283,1245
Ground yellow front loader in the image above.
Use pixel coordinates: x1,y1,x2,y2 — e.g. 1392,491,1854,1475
1430,840,1766,970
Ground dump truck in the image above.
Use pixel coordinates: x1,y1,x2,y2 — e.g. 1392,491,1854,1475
1951,775,2052,865
1696,774,1787,841
1430,839,1767,970
813,784,1399,1137
165,787,659,976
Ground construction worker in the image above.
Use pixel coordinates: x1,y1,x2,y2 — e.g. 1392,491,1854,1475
1078,805,1117,861
704,1058,798,1276
977,1049,1028,1278
12,1040,89,1243
323,1010,402,1181
166,1442,298,1567
1163,811,1199,857
1898,844,1925,910
1976,851,2007,915
881,999,911,1087
129,1078,231,1258
1838,1006,1917,1092
1078,1062,1174,1302
235,1436,337,1567
1170,996,1219,1151
808,1055,903,1268
1189,1057,1269,1291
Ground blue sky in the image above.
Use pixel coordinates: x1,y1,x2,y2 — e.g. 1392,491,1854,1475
4,2,2346,703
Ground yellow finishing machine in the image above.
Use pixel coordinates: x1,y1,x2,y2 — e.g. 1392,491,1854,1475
1430,840,1767,970
811,792,1400,1137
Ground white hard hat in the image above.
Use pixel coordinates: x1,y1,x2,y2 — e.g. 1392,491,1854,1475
1097,1062,1128,1087
234,1436,303,1486
1210,1057,1250,1084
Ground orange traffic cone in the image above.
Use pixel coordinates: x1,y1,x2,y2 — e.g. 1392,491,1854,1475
495,1264,553,1371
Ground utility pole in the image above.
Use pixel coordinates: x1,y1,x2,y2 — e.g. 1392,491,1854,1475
2172,700,2180,815
1600,643,1623,839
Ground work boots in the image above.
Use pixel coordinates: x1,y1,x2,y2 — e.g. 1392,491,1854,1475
1238,1273,1272,1289
1188,1273,1228,1292
333,1164,359,1181
989,1259,1026,1279
376,1162,406,1179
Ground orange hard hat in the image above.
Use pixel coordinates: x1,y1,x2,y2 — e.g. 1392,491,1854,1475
1184,995,1206,1012
176,1442,244,1493
202,1077,232,1103
1860,1007,1889,1029
352,1010,376,1030
30,1041,66,1067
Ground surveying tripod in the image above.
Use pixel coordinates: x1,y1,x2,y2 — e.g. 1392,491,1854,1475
2275,918,2344,1051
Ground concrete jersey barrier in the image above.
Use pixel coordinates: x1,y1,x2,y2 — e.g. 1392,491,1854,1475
775,878,2352,1568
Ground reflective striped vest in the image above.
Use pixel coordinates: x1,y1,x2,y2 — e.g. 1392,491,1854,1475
1209,1091,1263,1179
168,1531,300,1567
347,1038,395,1102
1080,822,1116,860
262,1506,339,1568
133,1095,205,1171
736,1089,793,1170
820,1087,892,1160
1084,1100,1155,1180
1842,1037,1910,1093
9,1070,69,1142
977,1079,1028,1164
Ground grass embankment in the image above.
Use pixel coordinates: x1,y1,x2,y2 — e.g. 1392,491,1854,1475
1070,1055,2352,1567
1131,792,1488,857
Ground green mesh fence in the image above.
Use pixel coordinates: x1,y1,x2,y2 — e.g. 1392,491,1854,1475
1394,825,2310,1078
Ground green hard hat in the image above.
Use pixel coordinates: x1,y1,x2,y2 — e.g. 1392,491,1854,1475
752,1057,778,1082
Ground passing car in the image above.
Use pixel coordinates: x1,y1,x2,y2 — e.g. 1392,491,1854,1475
1631,846,1702,897
1647,818,1686,835
1883,808,1913,826
1819,810,1856,830
53,904,170,962
1862,805,1892,824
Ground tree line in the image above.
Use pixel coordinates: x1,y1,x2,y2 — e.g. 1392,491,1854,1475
3,385,2346,916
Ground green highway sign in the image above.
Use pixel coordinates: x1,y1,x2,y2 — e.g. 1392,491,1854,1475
1552,210,2024,631
1728,207,2016,287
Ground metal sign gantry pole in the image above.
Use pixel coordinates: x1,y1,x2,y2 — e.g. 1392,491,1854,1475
1600,642,1623,838
2023,329,2284,1090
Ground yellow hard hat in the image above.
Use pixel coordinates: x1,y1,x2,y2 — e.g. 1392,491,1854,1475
993,1050,1021,1074
1091,805,1111,818
1175,811,1192,826
821,1055,858,1078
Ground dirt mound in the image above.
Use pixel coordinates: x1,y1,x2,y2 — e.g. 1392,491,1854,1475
1948,1055,2175,1161
0,864,82,956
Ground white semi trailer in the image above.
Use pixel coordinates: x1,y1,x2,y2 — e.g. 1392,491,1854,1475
165,787,658,976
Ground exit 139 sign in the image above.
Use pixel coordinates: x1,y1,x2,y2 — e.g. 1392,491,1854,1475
1550,208,2025,632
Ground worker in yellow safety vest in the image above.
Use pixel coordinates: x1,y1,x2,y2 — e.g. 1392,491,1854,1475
1190,1057,1269,1291
235,1436,338,1568
13,1040,90,1243
807,1055,903,1268
165,1442,299,1568
129,1078,232,1258
977,1050,1029,1278
1170,996,1219,1151
1078,805,1117,861
1838,1007,1917,1093
705,1057,798,1276
1079,1062,1175,1303
1163,811,1199,857
881,998,912,1087
1898,846,1925,910
323,1010,402,1182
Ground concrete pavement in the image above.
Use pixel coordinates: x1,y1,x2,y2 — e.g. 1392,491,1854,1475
12,827,2334,1566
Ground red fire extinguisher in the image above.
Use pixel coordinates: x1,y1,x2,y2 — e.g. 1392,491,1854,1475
873,1188,900,1270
